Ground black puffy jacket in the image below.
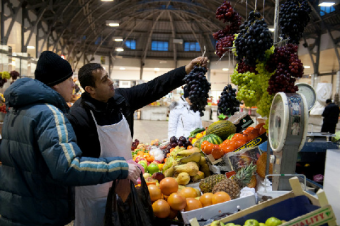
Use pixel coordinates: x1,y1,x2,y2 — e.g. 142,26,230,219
67,66,187,158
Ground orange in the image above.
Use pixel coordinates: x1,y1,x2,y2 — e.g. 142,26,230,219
184,198,202,211
199,193,213,207
137,151,144,156
148,185,162,202
212,192,231,204
159,177,178,196
179,187,197,199
168,208,178,219
152,199,170,218
167,193,187,211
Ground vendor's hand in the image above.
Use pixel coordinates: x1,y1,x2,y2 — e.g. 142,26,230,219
185,57,209,74
127,163,141,184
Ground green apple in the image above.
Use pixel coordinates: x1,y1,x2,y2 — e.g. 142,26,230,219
265,217,282,226
147,163,159,175
138,161,147,170
244,219,259,226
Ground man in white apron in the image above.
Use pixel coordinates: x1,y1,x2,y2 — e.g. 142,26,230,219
68,56,209,226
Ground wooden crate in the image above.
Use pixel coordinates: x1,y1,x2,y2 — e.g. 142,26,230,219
189,177,337,226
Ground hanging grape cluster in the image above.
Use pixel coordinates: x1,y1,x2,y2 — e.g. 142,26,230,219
235,11,273,66
266,44,303,95
218,84,240,115
183,66,211,116
214,1,242,58
279,0,311,44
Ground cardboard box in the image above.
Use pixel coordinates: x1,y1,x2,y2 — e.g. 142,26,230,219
196,177,337,226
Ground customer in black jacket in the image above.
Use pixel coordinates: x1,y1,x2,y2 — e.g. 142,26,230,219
321,99,340,134
67,57,208,158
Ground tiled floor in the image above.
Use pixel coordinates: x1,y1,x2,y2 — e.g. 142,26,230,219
133,119,169,144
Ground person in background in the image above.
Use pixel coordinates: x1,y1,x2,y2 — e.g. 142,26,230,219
168,85,203,139
0,51,141,226
321,98,340,134
67,57,208,226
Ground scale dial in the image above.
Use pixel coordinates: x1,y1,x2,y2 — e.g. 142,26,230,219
269,92,308,152
296,83,316,111
269,93,289,152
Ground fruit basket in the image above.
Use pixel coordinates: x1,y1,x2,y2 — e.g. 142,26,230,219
191,177,337,226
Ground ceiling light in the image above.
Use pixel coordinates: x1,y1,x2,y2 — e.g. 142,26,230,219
154,68,160,71
106,20,120,27
101,0,114,1
269,28,275,32
115,47,124,52
318,2,335,6
114,38,123,42
222,68,229,71
304,65,311,69
120,67,125,70
27,46,35,49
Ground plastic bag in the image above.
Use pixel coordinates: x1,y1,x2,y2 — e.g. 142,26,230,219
104,173,154,226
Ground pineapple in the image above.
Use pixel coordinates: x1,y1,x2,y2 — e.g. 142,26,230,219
199,174,226,193
212,162,257,199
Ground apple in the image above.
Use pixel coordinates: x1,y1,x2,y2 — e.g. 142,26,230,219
147,163,159,175
135,156,146,163
143,173,152,180
152,160,162,165
152,172,165,182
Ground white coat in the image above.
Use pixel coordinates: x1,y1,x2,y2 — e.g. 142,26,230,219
168,96,203,139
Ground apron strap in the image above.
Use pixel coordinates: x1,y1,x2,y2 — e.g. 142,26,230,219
89,110,99,126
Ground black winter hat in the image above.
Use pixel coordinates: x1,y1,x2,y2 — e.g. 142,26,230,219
35,51,73,87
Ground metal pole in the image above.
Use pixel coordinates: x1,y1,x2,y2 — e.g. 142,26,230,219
273,0,280,43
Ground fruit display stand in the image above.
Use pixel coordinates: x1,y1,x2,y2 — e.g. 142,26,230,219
188,177,337,226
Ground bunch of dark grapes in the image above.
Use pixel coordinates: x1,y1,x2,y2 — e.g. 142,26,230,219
237,60,258,74
131,139,139,151
235,11,273,66
266,44,303,94
214,1,242,58
279,0,311,44
216,1,235,22
216,35,235,58
164,136,191,156
218,84,240,115
183,66,211,116
10,70,20,80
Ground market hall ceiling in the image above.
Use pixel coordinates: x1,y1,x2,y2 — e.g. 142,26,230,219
5,0,340,60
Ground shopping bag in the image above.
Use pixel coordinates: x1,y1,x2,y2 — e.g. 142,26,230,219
104,173,154,226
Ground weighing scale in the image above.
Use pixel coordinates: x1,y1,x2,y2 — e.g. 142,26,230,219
268,92,309,190
296,83,316,111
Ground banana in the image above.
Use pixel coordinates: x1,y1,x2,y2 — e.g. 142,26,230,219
179,152,201,164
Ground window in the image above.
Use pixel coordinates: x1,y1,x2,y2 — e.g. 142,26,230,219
125,40,136,50
151,41,169,51
95,37,101,45
184,42,201,51
320,6,335,16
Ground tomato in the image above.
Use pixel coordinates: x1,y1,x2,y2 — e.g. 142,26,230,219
228,140,237,150
232,133,244,141
259,127,266,135
243,127,254,135
242,134,250,142
235,140,247,148
211,145,224,159
221,145,235,154
201,141,210,151
203,142,214,155
187,145,193,149
255,123,265,129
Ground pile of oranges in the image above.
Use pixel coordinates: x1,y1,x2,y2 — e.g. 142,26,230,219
201,123,267,160
150,177,231,219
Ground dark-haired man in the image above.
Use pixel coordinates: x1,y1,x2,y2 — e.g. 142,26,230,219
321,99,339,134
67,57,208,226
